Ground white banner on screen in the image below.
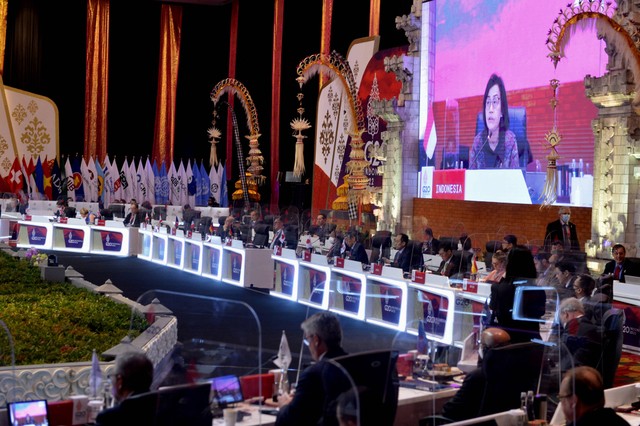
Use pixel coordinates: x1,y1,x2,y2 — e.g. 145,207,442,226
420,166,434,199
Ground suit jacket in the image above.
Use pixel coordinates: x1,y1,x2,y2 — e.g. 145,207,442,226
347,242,369,265
123,211,141,228
603,258,639,283
392,247,412,273
270,228,285,249
441,368,486,421
275,347,348,426
95,392,158,426
421,238,440,255
561,316,603,371
545,219,580,251
436,254,462,277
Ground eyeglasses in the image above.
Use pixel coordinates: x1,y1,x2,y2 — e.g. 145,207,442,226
303,334,313,347
485,96,501,109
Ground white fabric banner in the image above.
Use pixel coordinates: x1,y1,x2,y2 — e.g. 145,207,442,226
313,38,378,187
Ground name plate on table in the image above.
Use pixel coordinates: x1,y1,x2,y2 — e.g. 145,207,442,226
311,253,328,265
335,257,345,268
412,270,426,284
463,281,478,293
97,219,106,226
303,251,312,262
372,263,383,275
25,215,32,221
281,248,297,259
59,217,67,224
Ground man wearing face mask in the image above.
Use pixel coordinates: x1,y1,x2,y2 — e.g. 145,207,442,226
545,207,580,252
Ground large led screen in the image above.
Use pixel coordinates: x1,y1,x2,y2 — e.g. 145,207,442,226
419,0,610,206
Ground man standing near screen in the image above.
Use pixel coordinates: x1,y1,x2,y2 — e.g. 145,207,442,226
545,206,580,251
469,74,519,169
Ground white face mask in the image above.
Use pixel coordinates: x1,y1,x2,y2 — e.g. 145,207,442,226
561,214,570,223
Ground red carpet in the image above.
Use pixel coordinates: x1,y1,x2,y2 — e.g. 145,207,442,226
614,351,640,387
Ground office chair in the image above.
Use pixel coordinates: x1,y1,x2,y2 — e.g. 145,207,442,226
598,308,625,389
370,231,392,264
252,224,270,247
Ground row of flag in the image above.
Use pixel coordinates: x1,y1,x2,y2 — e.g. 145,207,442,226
1,155,229,208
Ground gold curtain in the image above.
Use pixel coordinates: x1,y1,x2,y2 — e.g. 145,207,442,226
0,0,8,75
152,4,182,167
84,0,110,163
369,0,380,37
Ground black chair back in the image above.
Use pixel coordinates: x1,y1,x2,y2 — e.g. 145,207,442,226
252,224,270,247
109,204,125,218
480,342,545,415
153,206,167,221
370,231,392,264
599,308,625,388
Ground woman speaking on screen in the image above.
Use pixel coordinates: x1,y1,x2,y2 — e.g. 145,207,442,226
469,74,519,169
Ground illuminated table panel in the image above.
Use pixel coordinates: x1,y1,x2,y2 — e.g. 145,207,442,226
406,284,457,346
52,220,91,253
90,223,138,257
183,234,204,276
138,228,154,261
167,232,186,270
221,245,274,289
329,263,368,321
364,273,409,332
17,218,53,249
298,254,332,310
151,231,169,265
202,238,224,281
271,249,299,301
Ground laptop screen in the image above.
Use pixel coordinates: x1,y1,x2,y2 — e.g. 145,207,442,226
7,400,49,426
211,375,244,407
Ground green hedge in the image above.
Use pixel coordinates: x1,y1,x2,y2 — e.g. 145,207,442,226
0,251,147,365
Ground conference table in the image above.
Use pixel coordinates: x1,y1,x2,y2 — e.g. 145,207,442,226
211,385,458,426
15,216,139,256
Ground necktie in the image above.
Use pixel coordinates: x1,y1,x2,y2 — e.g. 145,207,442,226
614,264,622,280
563,224,571,249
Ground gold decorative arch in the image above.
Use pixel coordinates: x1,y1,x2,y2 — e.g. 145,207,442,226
210,78,264,186
296,52,369,201
546,1,640,108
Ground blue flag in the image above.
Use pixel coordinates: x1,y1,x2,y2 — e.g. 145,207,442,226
71,155,85,201
192,162,202,205
152,160,161,204
34,157,44,195
199,161,209,206
51,159,62,201
219,163,228,207
159,162,169,204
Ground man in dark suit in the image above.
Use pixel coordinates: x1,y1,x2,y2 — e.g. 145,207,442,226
436,242,462,277
440,328,511,422
96,352,155,426
276,312,348,426
270,217,286,249
421,227,440,255
344,230,369,265
545,206,580,251
557,298,603,372
123,202,141,227
600,244,639,300
602,244,638,283
382,233,412,273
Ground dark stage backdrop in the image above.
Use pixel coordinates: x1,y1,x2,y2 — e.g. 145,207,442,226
2,0,410,208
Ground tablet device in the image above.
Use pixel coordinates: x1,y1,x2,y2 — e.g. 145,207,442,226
7,399,49,426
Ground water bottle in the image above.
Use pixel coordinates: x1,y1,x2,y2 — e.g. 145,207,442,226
586,162,591,175
535,160,541,173
570,159,577,177
578,158,584,177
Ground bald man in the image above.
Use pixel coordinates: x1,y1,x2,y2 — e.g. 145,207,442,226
441,328,511,421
